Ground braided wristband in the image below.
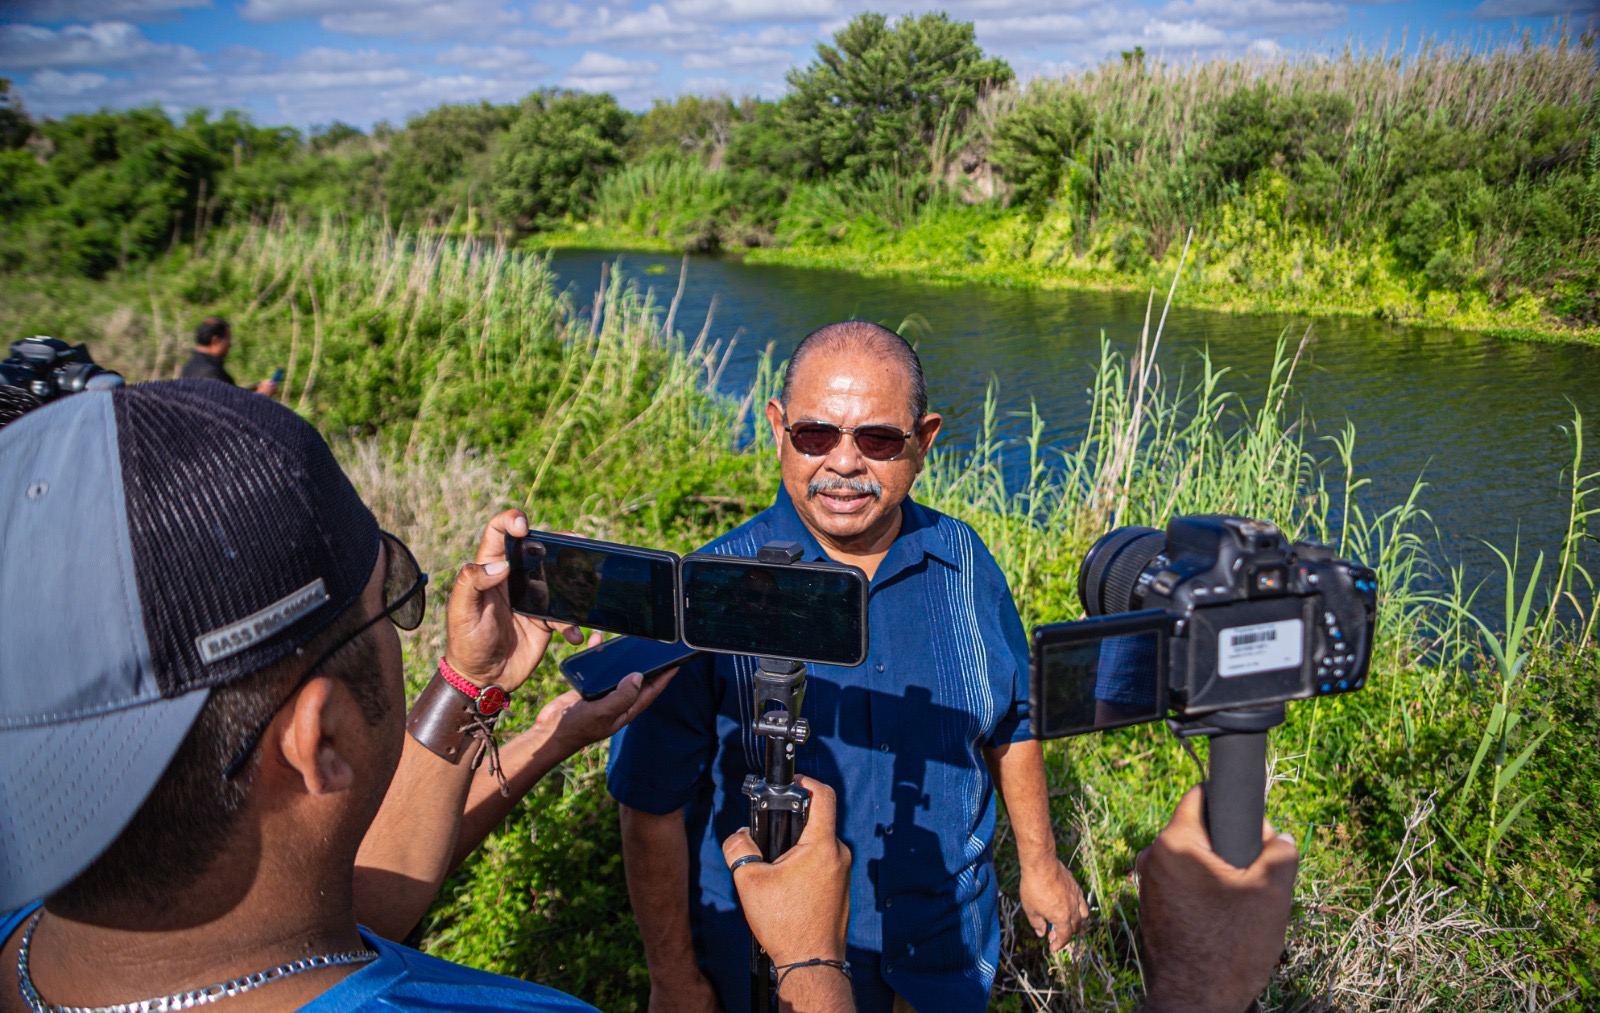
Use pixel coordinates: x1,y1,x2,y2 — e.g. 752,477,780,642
774,957,852,995
406,663,507,768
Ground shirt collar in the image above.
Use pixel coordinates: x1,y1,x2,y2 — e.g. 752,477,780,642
768,486,958,578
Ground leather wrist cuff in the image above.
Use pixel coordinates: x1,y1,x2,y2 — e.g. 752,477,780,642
406,670,502,765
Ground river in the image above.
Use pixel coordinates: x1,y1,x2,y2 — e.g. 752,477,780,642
547,248,1599,592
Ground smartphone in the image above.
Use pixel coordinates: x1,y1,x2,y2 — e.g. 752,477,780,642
270,368,286,384
506,531,680,642
678,554,868,667
559,637,703,700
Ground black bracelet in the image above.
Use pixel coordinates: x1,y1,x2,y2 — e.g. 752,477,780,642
775,958,852,994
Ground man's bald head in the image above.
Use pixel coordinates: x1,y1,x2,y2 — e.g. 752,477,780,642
780,321,928,422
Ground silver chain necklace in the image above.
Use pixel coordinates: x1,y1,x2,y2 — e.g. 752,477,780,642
16,911,379,1013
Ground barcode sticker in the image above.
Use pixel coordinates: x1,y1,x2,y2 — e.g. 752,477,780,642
1218,618,1303,677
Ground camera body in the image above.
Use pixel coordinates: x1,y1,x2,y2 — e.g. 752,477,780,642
1032,515,1377,739
0,337,124,407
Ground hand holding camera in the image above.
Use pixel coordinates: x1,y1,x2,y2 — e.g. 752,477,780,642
1137,786,1299,1013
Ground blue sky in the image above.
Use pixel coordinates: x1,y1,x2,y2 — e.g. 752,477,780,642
1,0,1593,129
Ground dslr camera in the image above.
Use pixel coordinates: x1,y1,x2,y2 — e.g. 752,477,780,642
1031,515,1377,739
0,337,124,429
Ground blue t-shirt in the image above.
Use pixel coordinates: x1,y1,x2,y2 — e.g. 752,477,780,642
607,489,1033,1013
1,904,596,1011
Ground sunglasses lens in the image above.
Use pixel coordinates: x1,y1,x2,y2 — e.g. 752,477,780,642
854,426,908,461
383,533,427,631
789,423,841,456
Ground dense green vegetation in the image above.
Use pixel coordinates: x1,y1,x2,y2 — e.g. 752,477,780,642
2,15,1597,338
3,220,1597,1008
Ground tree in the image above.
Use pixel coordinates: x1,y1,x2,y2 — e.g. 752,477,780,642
782,12,1012,180
0,79,32,150
494,90,631,230
384,101,514,221
990,89,1092,210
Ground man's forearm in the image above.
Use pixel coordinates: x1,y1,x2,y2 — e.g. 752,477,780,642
357,714,572,938
986,739,1059,870
450,722,570,869
355,732,477,939
620,804,701,981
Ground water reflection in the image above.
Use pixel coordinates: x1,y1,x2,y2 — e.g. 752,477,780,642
546,249,1599,588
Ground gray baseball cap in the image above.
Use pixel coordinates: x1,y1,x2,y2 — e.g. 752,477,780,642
0,379,378,910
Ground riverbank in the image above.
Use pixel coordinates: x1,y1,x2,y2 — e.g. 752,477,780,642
3,220,1597,1008
533,199,1600,346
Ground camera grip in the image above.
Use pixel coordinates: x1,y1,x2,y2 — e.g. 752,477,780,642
1204,731,1268,868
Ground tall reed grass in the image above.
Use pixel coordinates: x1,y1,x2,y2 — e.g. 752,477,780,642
3,220,1595,1008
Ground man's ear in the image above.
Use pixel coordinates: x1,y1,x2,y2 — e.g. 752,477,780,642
764,399,786,456
915,412,943,460
274,676,358,796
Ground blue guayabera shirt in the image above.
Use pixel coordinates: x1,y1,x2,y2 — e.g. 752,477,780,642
608,488,1033,1013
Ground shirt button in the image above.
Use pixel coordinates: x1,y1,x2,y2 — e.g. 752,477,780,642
885,897,894,908
879,743,889,752
883,824,894,836
875,662,884,672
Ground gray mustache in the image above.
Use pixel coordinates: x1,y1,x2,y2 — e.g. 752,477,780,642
808,476,883,499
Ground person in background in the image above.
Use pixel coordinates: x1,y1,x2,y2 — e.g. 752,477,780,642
182,316,279,396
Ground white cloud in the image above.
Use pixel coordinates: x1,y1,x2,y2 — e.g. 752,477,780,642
24,69,112,97
0,20,201,70
1139,17,1230,46
1248,37,1284,55
559,50,660,98
567,4,701,44
682,45,793,69
436,44,547,72
9,0,210,20
1472,0,1597,15
1157,0,1348,32
238,0,522,39
666,0,839,23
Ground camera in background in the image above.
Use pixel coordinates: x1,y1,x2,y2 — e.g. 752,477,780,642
0,337,124,429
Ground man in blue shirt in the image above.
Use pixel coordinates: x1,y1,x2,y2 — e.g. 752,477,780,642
0,381,854,1013
610,322,1090,1012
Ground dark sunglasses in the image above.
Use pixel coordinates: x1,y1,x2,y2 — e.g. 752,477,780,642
783,417,917,462
222,531,428,780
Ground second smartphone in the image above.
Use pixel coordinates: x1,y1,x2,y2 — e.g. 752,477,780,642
506,531,679,642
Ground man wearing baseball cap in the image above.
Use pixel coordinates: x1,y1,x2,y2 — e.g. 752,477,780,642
0,379,855,1011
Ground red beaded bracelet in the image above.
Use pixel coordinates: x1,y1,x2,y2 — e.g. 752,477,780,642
438,656,511,716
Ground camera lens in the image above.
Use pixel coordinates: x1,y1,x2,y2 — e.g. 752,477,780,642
1078,525,1166,616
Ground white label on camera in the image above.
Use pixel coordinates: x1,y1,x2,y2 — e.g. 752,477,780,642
1218,618,1302,677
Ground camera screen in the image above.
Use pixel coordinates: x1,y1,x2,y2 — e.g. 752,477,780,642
506,533,679,642
679,555,868,667
1030,611,1171,738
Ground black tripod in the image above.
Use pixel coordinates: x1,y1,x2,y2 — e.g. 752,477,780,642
741,543,813,1013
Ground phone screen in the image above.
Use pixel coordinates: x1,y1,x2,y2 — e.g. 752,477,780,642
679,555,868,667
1030,610,1172,739
559,637,702,700
506,532,679,642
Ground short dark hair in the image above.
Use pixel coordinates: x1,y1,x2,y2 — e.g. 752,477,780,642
194,316,231,347
47,600,390,916
780,321,927,421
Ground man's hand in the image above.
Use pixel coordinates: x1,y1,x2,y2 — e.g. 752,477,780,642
1019,856,1090,953
445,509,589,692
722,775,851,968
1137,786,1298,1013
254,378,279,397
527,670,678,758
